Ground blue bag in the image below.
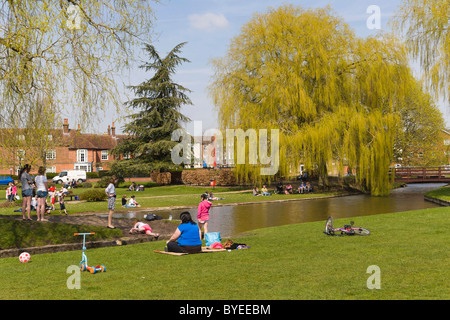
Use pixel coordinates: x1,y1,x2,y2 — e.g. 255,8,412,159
204,232,221,246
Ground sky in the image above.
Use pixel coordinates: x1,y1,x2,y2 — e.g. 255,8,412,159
97,0,450,135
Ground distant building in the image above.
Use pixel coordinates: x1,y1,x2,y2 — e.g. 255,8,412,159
0,119,129,175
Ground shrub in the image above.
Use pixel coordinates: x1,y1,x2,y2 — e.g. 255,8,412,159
96,176,111,188
78,182,93,188
46,173,59,180
87,172,99,179
79,189,107,202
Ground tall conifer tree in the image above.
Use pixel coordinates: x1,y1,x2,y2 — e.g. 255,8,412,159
111,42,192,174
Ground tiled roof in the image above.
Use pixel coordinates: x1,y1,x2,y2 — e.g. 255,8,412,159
62,130,128,150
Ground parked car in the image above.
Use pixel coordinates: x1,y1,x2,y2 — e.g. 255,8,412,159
0,176,14,185
52,170,87,184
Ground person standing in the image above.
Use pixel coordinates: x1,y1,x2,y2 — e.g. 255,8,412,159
11,182,17,202
197,193,212,238
59,191,67,215
19,164,33,221
35,166,49,222
105,175,118,229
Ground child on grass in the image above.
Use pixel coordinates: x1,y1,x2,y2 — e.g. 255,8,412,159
59,191,67,215
129,221,159,238
197,193,212,238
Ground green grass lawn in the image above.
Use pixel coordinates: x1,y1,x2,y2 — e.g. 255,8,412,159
425,185,450,202
0,207,448,300
0,219,122,249
0,185,337,216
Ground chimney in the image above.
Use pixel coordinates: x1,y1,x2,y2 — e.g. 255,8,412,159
63,119,69,134
107,125,111,135
111,122,116,137
77,124,81,132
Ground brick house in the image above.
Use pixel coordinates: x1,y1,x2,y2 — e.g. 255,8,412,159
0,119,129,175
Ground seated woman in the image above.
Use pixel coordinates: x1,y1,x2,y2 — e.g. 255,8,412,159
129,220,159,238
285,184,293,194
252,186,261,196
165,212,202,254
276,182,283,194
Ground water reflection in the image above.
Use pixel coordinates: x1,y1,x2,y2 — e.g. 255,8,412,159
112,183,445,237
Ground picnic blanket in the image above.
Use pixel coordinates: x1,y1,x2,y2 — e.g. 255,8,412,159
154,247,227,256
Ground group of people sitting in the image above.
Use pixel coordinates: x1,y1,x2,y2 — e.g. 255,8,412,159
127,182,145,192
253,181,314,196
121,194,141,208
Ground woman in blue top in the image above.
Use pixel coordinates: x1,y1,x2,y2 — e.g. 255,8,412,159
166,212,202,254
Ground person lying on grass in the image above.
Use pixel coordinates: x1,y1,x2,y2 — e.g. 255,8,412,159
129,221,160,238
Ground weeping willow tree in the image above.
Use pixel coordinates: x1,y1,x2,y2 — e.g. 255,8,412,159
0,0,157,151
393,0,450,101
0,0,157,172
209,5,429,196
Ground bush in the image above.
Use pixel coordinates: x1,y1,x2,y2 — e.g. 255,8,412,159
78,182,93,188
87,172,99,179
79,189,107,202
46,173,59,180
98,170,110,178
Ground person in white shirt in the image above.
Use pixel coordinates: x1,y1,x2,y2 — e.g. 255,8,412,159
105,175,118,229
34,166,49,222
128,195,141,207
30,196,37,211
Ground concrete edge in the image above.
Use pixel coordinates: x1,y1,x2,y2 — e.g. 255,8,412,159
424,195,450,207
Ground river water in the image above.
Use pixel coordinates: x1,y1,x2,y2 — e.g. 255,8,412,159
115,183,445,237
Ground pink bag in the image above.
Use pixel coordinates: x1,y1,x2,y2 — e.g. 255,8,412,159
211,242,224,249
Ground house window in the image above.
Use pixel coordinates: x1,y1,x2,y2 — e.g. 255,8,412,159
74,164,91,172
46,166,56,173
46,149,56,160
101,150,109,161
77,149,88,163
445,139,450,146
48,134,53,141
123,152,131,160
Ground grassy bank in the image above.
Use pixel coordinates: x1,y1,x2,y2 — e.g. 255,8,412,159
0,219,122,249
425,185,450,202
0,206,448,300
0,185,339,216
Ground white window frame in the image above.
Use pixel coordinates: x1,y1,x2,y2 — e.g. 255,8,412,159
46,149,56,160
46,166,56,173
101,150,109,161
77,149,88,163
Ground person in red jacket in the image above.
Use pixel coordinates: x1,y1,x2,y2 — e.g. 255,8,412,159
197,193,212,239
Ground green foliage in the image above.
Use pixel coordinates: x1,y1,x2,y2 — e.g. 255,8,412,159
111,42,192,174
79,189,107,202
210,4,438,196
394,0,450,101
